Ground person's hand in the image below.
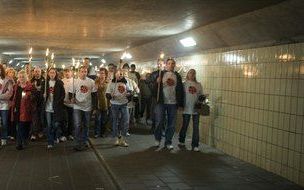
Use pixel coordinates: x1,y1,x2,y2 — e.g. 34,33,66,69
70,98,76,103
156,76,161,83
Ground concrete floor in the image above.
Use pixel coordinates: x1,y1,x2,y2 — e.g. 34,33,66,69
0,141,117,190
90,126,303,190
0,125,303,190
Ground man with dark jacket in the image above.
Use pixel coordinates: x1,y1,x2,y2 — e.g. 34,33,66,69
149,58,183,150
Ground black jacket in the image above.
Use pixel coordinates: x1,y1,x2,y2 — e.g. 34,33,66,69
148,70,184,107
45,79,65,122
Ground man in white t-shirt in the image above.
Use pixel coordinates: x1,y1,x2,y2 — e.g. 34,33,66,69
150,58,184,150
69,66,97,151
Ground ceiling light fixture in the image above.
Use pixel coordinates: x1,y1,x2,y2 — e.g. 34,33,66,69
101,58,106,64
121,51,132,60
180,37,197,47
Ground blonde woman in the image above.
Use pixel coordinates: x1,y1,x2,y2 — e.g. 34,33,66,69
11,70,35,150
178,69,203,152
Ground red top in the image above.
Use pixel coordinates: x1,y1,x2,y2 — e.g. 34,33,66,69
11,81,35,122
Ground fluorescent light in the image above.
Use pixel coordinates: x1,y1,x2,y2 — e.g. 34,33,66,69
9,60,13,64
101,59,106,64
180,37,196,47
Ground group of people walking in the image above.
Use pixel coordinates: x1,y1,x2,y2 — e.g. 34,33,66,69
0,57,204,152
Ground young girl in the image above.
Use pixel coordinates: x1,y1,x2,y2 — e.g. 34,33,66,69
106,69,132,147
11,70,35,150
45,68,65,149
178,69,203,152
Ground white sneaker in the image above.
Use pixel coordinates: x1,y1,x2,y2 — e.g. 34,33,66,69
193,147,199,152
30,135,36,141
47,145,53,149
166,144,174,150
120,140,129,147
114,138,120,146
126,132,130,137
154,140,160,147
55,138,60,144
59,136,67,142
1,139,7,146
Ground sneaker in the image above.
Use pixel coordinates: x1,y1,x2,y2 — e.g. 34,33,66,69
30,135,36,141
193,147,199,152
126,132,130,137
73,145,84,151
166,144,174,150
59,136,67,142
9,136,15,141
154,140,160,147
55,138,60,144
94,134,99,138
47,145,54,149
114,138,120,146
1,139,7,146
16,145,23,150
68,135,74,141
178,142,185,146
120,140,129,147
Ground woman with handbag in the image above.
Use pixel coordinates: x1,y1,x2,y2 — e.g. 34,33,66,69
178,69,203,152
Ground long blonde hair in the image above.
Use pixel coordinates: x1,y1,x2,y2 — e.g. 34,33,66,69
186,69,197,83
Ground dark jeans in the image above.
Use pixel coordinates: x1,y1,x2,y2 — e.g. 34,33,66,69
179,114,200,148
0,110,9,140
140,96,152,120
94,110,108,136
64,106,74,136
16,121,31,147
73,109,91,146
46,112,61,146
154,104,177,146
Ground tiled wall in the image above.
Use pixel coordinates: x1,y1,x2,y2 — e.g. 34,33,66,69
136,43,304,186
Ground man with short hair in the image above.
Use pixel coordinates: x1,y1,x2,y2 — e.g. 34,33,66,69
150,58,184,150
69,66,97,151
30,66,46,140
83,57,96,80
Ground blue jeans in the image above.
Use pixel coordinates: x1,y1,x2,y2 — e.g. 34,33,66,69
154,104,177,146
46,112,61,146
16,121,30,147
73,109,91,145
111,104,129,138
94,110,108,136
179,114,200,148
0,110,9,140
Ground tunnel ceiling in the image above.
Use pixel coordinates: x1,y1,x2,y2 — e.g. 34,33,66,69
0,0,286,65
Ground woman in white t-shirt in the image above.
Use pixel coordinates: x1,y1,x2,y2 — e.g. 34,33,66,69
178,69,203,152
45,68,65,149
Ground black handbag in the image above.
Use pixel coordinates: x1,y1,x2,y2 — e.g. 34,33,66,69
199,103,210,116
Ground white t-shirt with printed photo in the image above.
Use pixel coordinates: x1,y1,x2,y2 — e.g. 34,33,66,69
106,80,131,105
45,80,56,112
162,71,177,104
70,77,97,111
183,80,203,115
